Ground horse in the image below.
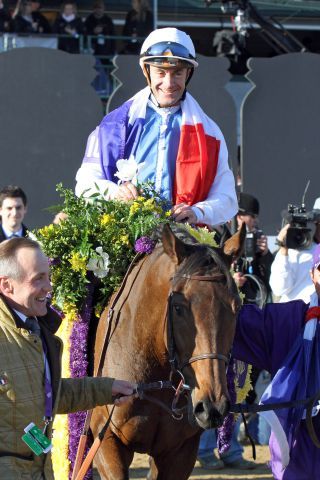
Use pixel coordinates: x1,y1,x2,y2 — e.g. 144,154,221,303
91,223,245,479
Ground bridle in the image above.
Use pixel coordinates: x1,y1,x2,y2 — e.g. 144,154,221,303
136,271,232,419
167,272,231,371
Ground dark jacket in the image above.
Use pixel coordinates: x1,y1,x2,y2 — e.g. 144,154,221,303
122,8,153,54
0,224,28,243
53,15,84,53
13,12,51,34
85,12,115,60
0,7,12,33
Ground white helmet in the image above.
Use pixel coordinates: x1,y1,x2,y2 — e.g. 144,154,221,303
140,28,198,69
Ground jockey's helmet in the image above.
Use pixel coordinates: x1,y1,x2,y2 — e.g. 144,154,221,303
139,28,198,70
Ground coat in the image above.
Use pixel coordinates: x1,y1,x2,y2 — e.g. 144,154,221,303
234,300,320,480
0,296,114,479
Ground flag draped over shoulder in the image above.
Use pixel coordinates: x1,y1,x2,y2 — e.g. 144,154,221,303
99,87,223,206
259,291,320,470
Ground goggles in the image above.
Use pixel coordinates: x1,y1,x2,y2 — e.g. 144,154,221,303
140,41,198,67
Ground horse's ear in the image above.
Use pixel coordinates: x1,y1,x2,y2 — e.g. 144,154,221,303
222,223,246,265
162,223,191,265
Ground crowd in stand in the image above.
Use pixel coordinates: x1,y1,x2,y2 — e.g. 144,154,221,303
0,0,154,55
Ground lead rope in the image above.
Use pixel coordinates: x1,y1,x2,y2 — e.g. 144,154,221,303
74,405,116,480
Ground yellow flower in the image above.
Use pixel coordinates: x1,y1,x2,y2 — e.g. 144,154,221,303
62,302,78,323
38,224,56,238
69,252,87,275
100,213,114,226
129,202,141,216
120,234,130,246
165,210,172,217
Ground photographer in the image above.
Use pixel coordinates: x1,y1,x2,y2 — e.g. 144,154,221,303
270,197,320,302
233,193,273,306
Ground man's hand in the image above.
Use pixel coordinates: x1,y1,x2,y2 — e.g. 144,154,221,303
111,379,137,406
172,203,197,224
114,182,138,202
277,224,290,255
256,234,269,256
233,271,247,288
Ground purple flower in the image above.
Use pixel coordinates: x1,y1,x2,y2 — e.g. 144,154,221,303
217,358,237,454
134,236,156,254
48,257,61,266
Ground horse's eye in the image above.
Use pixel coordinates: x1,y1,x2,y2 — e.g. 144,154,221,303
173,304,182,315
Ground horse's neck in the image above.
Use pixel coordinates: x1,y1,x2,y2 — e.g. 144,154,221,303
124,249,174,368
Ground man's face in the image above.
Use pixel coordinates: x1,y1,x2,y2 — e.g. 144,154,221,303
63,3,75,16
0,197,27,233
1,247,52,317
93,5,104,17
148,65,190,108
237,213,258,232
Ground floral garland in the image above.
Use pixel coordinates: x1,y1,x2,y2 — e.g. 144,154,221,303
52,304,75,479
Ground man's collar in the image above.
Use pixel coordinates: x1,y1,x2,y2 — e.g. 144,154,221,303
12,308,28,323
148,93,181,115
1,224,23,239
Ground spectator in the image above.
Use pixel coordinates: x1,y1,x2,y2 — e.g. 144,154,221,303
234,243,320,479
233,192,274,306
270,197,320,302
30,0,51,33
53,1,84,54
85,0,115,64
75,28,238,227
13,0,48,33
122,0,153,54
0,237,135,479
0,185,28,241
0,0,13,33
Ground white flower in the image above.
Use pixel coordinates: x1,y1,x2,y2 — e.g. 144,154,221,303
87,246,110,279
114,157,144,186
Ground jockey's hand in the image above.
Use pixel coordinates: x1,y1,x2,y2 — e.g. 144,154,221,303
115,182,138,201
171,203,198,224
233,271,247,288
111,379,137,406
53,211,68,224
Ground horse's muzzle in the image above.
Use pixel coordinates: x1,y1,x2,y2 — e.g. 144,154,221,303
193,398,230,429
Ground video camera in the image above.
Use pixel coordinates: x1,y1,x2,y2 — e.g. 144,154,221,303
284,204,320,249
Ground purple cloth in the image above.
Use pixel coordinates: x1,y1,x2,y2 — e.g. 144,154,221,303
98,99,145,183
233,300,320,480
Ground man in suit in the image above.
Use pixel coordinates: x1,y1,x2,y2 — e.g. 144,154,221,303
0,237,135,479
0,185,28,241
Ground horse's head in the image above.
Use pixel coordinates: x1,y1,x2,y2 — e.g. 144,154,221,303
162,223,245,429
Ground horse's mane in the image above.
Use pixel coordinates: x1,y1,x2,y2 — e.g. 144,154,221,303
156,223,233,290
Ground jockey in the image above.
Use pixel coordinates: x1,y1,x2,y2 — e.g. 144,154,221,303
75,27,238,227
234,243,320,479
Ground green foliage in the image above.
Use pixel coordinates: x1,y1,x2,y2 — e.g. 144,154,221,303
33,184,170,312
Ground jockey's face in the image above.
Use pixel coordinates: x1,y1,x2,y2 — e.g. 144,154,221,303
148,65,190,107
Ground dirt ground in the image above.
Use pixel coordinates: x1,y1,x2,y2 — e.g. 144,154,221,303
94,445,272,479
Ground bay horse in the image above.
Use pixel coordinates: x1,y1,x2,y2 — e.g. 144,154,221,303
91,223,245,479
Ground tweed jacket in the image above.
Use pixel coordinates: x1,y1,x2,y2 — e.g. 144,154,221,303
0,296,114,480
